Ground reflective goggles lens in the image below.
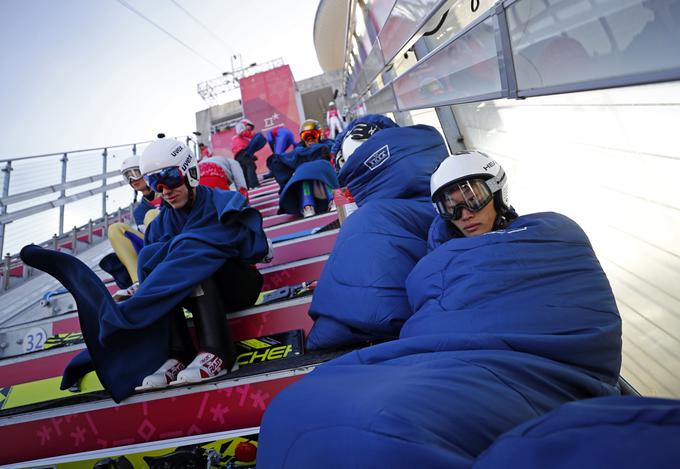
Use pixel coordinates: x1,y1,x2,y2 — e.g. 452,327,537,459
300,129,321,143
435,179,493,220
144,167,184,192
122,167,143,183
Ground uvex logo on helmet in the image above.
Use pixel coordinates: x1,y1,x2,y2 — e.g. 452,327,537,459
170,145,184,158
180,155,192,172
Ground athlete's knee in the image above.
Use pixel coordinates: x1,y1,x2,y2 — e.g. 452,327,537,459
107,222,126,239
143,209,160,227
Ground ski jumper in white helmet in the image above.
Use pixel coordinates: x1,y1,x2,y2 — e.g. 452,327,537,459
140,139,200,187
430,150,516,236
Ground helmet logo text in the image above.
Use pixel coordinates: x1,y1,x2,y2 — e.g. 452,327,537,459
170,146,184,158
180,155,192,172
483,161,496,171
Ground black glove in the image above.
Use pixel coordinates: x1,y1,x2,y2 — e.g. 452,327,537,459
349,122,380,141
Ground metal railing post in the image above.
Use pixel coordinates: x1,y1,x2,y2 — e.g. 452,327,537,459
70,226,77,254
3,253,10,290
58,153,68,235
117,207,123,223
101,148,108,219
88,219,94,242
52,233,58,251
0,161,12,258
22,260,32,280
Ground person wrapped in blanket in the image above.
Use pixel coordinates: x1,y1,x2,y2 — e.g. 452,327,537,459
261,126,296,181
232,118,267,189
103,155,161,300
306,115,448,350
197,144,249,200
21,139,272,403
268,119,339,218
257,150,622,468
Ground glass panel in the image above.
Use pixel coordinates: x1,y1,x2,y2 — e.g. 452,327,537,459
393,16,502,109
379,0,445,63
421,0,498,51
354,45,386,96
364,85,398,114
391,45,419,77
509,0,680,91
365,0,397,38
355,6,372,63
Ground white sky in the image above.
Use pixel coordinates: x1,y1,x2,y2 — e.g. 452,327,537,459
0,0,324,158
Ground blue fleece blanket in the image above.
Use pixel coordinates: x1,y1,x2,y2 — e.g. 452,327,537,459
257,212,622,468
272,140,339,215
306,120,447,350
21,186,267,402
278,160,340,215
266,127,296,154
474,396,680,469
269,141,332,192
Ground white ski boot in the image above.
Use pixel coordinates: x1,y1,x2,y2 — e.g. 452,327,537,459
113,282,139,302
172,352,235,385
135,358,185,391
302,205,316,218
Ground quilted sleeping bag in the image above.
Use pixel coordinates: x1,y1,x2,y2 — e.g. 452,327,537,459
473,396,680,469
258,212,622,468
306,117,448,350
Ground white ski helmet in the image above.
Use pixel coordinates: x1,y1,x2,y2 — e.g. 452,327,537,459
430,150,510,218
120,155,143,182
139,139,200,188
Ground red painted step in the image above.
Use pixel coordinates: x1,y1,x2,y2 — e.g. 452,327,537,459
258,230,338,268
262,213,298,228
264,212,337,239
258,205,280,218
0,296,315,387
0,371,309,466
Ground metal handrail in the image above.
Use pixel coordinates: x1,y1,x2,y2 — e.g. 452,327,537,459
0,135,188,163
0,205,134,291
0,170,121,207
0,180,127,225
0,134,198,257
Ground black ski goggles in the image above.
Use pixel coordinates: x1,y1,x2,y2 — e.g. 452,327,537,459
434,178,493,220
144,167,185,192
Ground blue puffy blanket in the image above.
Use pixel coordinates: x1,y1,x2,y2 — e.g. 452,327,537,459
473,396,680,469
258,212,622,468
306,119,448,350
21,186,267,402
